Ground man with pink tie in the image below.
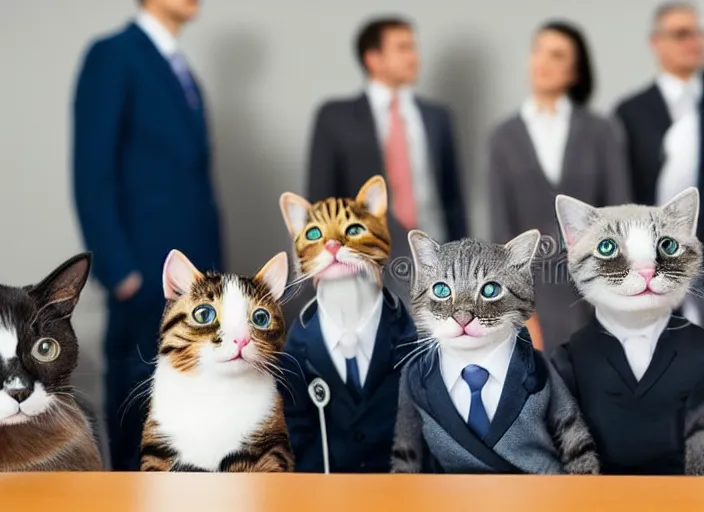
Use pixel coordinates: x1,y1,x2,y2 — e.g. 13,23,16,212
306,16,468,275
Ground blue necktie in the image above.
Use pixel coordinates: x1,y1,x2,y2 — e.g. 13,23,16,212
461,364,490,439
345,357,363,394
169,53,200,110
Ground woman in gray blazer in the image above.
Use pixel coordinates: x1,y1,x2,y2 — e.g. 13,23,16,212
488,20,632,355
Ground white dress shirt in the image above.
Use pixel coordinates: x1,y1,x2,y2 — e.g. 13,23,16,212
656,73,702,326
595,309,670,381
136,10,178,58
440,333,517,422
317,289,384,386
520,95,572,187
366,81,446,242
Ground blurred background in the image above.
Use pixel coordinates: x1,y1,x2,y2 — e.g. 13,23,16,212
0,0,689,460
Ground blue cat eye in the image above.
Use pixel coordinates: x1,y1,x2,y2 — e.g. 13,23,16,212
480,282,502,300
596,238,618,258
659,237,679,257
306,227,322,241
251,308,271,329
432,282,452,299
345,223,366,237
192,304,216,325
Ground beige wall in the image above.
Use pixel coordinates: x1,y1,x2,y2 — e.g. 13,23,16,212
0,0,674,423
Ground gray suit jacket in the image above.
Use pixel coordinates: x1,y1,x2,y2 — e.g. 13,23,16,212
390,337,599,474
487,108,633,354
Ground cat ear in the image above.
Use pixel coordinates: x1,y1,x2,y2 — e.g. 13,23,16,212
255,252,289,301
505,229,541,268
408,229,440,270
279,192,312,235
356,175,388,217
555,195,599,248
29,253,92,313
163,250,204,300
662,187,700,236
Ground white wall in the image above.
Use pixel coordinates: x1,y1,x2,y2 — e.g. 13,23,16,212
0,0,679,421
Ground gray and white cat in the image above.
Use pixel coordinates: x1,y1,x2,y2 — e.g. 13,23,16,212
555,187,702,320
391,230,599,474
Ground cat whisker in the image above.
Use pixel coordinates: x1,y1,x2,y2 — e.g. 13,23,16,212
395,339,437,370
397,335,437,349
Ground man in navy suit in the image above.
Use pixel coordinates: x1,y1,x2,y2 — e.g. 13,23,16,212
72,0,222,470
306,17,469,248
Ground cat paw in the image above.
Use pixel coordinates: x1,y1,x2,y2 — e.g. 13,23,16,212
564,452,599,475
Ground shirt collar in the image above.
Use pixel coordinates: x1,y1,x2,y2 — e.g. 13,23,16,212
317,290,384,360
136,10,179,58
595,308,670,350
440,332,517,392
520,94,572,122
366,80,414,111
657,72,703,106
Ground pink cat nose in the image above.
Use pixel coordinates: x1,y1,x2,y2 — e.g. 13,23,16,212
453,312,473,328
325,240,341,256
636,266,656,284
235,338,250,350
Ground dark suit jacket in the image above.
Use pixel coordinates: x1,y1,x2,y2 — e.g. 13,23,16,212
615,79,704,240
280,288,417,473
72,23,222,294
552,316,704,474
306,93,468,243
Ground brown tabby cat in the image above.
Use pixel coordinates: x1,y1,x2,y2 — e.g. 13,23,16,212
279,174,391,283
140,250,294,472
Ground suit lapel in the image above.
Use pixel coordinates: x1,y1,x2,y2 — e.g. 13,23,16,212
591,319,639,392
484,340,531,447
417,100,444,195
353,94,385,177
303,313,357,410
644,84,672,136
129,23,203,139
362,302,395,396
512,118,553,190
559,109,587,193
635,320,677,397
423,357,519,472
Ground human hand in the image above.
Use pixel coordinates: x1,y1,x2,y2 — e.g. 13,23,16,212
115,272,142,301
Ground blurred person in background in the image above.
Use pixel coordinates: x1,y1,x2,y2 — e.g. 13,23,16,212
488,20,631,355
72,0,222,470
615,1,704,326
305,16,468,302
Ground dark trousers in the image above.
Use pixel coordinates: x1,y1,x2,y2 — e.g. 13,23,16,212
103,287,163,470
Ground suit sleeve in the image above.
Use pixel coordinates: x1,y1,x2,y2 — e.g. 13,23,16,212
279,333,320,472
599,117,633,206
72,41,136,291
684,375,704,475
306,104,340,202
390,365,424,473
487,131,519,243
440,107,469,239
550,344,578,400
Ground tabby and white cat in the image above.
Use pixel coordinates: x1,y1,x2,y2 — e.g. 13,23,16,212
0,253,102,471
140,250,294,472
391,230,599,474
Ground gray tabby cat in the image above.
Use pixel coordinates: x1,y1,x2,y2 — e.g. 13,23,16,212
391,230,599,474
553,187,704,475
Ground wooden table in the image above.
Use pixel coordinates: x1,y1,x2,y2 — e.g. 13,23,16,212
1,473,703,511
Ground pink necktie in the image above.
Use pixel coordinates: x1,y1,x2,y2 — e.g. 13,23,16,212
384,94,417,230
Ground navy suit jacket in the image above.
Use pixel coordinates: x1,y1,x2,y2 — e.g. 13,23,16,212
280,289,417,473
306,94,468,243
72,23,222,293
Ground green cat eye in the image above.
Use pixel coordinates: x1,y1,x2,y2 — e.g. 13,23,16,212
192,304,216,325
345,223,366,237
480,282,502,300
306,227,322,241
596,239,618,258
251,308,271,329
432,282,451,299
659,237,680,256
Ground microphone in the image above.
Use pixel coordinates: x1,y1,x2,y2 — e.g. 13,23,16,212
307,378,331,474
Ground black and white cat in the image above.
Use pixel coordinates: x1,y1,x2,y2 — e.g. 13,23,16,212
0,253,102,471
553,187,704,475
